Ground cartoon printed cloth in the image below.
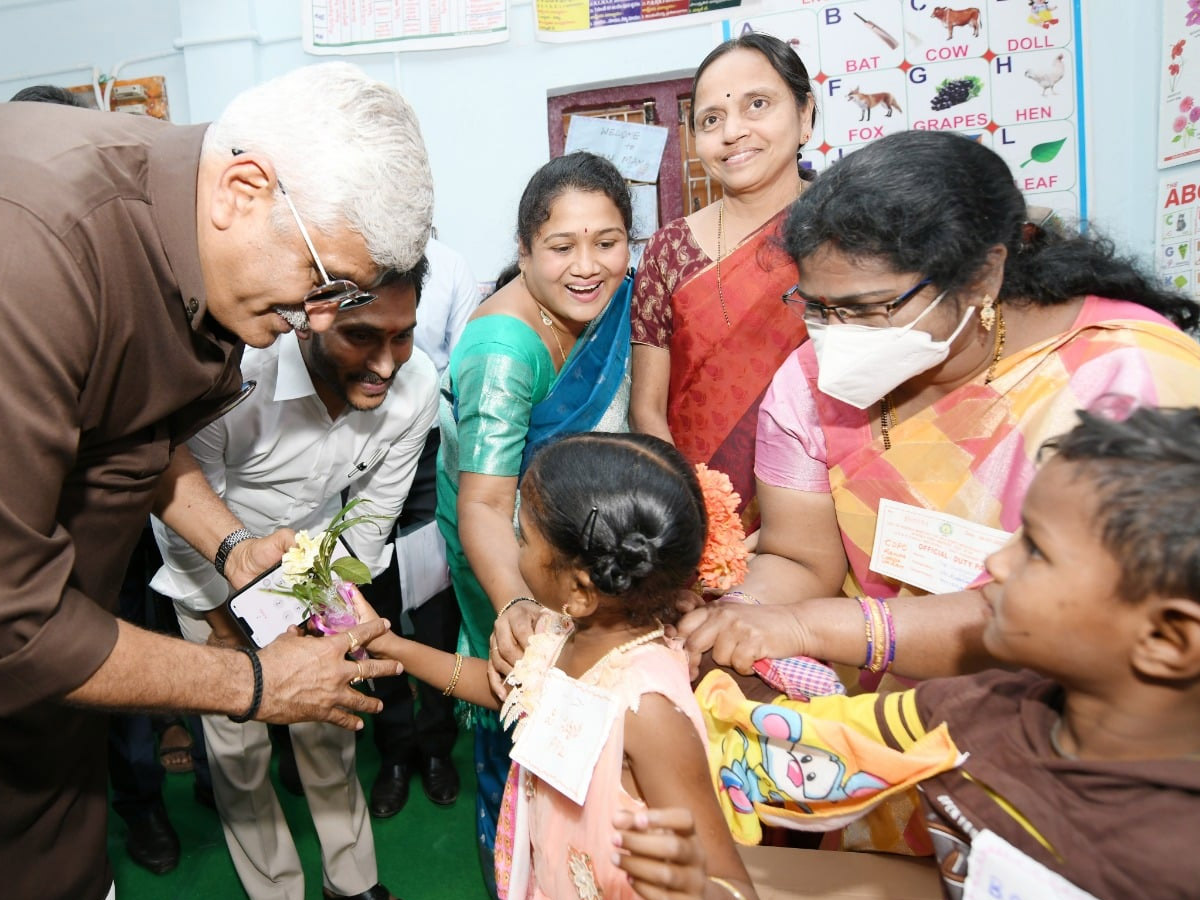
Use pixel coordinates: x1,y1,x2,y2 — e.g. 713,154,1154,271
697,670,963,847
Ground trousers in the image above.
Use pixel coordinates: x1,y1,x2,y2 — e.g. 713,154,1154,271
177,612,378,900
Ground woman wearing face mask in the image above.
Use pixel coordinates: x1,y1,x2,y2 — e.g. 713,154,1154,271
678,130,1200,730
630,33,813,536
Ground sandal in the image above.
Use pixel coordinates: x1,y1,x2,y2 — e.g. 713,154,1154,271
158,722,194,774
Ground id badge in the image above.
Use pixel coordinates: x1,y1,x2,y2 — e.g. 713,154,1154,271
964,830,1099,900
508,668,617,805
869,500,1011,594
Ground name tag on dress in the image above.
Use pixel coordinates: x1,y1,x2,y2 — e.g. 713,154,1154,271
509,668,617,806
964,830,1099,900
869,500,1011,594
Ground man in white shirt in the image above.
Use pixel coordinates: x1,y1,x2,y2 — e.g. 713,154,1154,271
150,260,436,900
412,235,480,378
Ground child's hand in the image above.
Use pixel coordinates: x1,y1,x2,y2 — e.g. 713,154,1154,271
344,585,390,653
612,808,706,899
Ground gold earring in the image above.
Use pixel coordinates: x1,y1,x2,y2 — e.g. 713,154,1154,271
980,295,996,332
560,602,572,619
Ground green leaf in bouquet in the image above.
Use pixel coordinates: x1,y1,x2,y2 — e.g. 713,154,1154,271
331,556,372,585
1019,137,1067,168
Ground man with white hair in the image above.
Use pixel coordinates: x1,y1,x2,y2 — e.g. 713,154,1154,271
0,63,432,900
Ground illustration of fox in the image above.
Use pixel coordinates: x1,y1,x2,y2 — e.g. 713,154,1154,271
847,87,902,121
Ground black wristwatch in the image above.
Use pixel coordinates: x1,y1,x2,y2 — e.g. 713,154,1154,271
214,528,256,578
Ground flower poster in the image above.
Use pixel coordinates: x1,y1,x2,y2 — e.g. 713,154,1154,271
1159,0,1200,168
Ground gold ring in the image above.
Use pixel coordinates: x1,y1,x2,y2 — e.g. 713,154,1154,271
347,632,360,655
351,661,364,685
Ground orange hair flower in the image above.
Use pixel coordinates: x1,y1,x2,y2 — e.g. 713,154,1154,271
694,464,749,592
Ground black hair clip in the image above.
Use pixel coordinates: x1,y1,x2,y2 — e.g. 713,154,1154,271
581,506,599,551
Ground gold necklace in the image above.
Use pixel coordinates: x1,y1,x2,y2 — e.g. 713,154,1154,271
535,303,567,365
879,305,1007,448
715,201,732,327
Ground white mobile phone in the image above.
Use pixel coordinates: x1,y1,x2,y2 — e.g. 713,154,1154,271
226,537,353,648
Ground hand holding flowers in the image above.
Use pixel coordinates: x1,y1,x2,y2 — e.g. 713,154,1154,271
272,498,391,656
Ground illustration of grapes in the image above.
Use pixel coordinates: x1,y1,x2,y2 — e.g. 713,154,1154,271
930,76,983,111
1019,137,1067,168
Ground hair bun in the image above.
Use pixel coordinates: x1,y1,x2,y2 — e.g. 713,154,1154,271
591,532,658,595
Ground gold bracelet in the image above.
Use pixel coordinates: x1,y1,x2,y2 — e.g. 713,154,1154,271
443,652,463,697
496,596,537,619
708,876,748,900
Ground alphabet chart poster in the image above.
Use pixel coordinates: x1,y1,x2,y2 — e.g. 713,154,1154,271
1154,174,1200,301
722,0,1086,222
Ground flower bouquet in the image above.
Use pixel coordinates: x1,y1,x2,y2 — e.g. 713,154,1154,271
693,463,749,594
273,498,389,657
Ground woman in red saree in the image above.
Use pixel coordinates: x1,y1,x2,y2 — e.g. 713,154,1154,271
631,33,813,534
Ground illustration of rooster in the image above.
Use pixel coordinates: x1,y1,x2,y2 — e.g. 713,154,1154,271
1024,53,1065,96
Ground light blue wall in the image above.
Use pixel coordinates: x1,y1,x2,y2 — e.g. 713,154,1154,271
0,0,1167,279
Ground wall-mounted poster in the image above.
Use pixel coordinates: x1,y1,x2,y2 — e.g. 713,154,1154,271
536,0,759,43
1159,0,1200,169
303,0,507,54
724,0,1086,223
1155,174,1200,302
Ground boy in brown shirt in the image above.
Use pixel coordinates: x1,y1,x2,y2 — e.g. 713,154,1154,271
701,405,1200,899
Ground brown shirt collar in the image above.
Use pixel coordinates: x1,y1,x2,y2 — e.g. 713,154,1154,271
148,122,211,332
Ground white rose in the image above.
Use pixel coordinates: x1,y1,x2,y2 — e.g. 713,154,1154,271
280,530,324,579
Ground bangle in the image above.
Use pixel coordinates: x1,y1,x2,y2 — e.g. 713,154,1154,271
857,595,876,669
858,595,896,674
708,876,747,900
214,528,255,578
879,597,896,672
443,652,464,697
496,596,537,619
721,590,761,605
227,646,263,723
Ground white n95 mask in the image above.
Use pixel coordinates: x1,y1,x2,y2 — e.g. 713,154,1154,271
807,292,975,409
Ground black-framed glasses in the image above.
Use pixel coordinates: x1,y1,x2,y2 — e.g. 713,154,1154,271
782,278,932,325
277,182,376,312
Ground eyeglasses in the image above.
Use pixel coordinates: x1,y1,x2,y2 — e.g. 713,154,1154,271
277,183,376,312
782,278,932,325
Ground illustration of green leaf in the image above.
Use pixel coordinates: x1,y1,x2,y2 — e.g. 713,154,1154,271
1175,274,1189,289
1019,137,1068,168
1176,134,1184,143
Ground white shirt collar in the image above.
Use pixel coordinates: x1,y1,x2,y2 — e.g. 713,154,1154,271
273,332,319,403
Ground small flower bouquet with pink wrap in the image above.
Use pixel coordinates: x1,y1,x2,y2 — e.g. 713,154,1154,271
272,498,388,657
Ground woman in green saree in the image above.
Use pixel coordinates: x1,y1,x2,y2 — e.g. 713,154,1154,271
435,152,632,894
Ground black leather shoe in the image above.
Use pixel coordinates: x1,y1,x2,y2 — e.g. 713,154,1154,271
419,755,460,806
322,883,396,900
124,805,181,875
369,761,412,819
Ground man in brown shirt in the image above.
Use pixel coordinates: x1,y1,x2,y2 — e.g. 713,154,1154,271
0,63,433,900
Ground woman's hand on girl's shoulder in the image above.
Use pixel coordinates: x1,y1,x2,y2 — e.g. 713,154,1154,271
487,599,543,698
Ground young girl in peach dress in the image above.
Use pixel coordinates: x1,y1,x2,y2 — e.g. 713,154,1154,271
358,432,756,900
